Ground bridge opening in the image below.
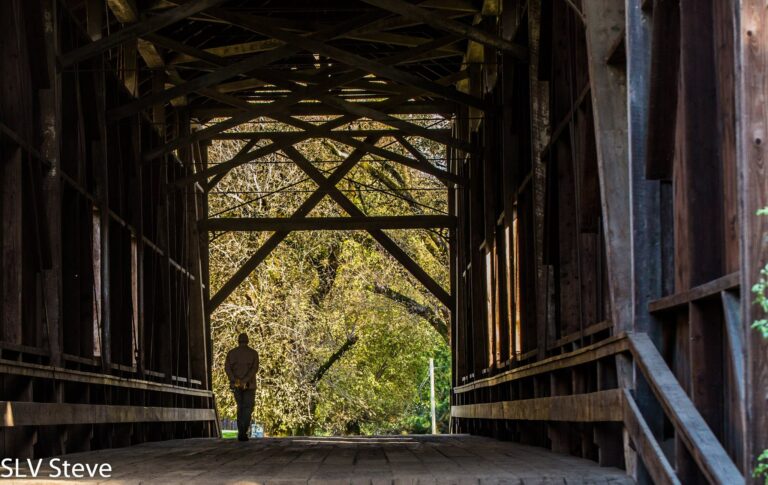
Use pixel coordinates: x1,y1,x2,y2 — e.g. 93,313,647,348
205,116,453,436
0,0,765,483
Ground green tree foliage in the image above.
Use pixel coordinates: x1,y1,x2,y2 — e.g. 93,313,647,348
207,116,451,436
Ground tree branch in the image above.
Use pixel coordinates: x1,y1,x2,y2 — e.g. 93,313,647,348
311,334,358,384
369,283,448,342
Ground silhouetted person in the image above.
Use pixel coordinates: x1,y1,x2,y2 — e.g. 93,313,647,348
225,333,259,441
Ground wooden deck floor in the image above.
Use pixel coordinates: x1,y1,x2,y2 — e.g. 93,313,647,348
15,435,633,484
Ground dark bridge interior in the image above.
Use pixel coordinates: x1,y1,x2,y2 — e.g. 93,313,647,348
1,0,766,483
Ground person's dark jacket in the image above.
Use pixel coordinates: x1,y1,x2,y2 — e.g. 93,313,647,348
225,344,259,389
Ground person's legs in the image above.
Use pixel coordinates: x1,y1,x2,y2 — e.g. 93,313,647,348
233,388,246,440
241,389,256,439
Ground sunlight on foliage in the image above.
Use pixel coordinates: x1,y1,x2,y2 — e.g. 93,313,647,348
207,116,451,436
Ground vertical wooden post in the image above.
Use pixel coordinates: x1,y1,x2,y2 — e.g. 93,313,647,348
85,0,103,41
679,0,724,287
2,148,23,345
526,0,551,360
0,0,29,347
132,112,145,375
39,0,62,366
582,0,639,474
625,0,665,481
95,64,111,371
183,113,208,388
736,0,768,478
582,0,632,334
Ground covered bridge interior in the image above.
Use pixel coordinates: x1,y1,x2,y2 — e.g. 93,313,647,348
1,0,766,483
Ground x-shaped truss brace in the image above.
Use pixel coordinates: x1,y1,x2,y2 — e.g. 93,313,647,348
208,136,452,312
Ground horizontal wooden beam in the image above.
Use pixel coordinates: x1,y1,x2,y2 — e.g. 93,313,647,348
210,128,451,140
648,271,739,313
361,0,528,60
0,358,212,398
451,390,623,422
200,216,455,232
454,334,628,393
1,401,215,427
60,0,227,66
190,100,458,119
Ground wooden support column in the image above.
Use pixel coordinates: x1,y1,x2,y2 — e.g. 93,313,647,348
94,64,111,370
182,113,208,388
526,0,551,361
679,0,724,288
1,148,23,345
583,1,631,334
737,0,768,478
39,91,63,365
0,0,30,346
626,1,665,482
678,0,727,476
583,0,636,474
40,57,62,366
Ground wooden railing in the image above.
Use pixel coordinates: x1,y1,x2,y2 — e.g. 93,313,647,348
627,333,743,484
452,332,744,483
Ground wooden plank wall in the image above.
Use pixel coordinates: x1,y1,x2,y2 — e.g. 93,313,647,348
452,0,753,481
0,0,215,458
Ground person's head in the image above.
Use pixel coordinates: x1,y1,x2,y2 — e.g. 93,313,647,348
238,333,249,346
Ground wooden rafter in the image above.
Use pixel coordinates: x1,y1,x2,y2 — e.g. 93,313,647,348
201,9,486,110
168,32,461,66
361,0,528,60
60,0,228,67
247,68,470,152
106,0,186,105
264,111,460,184
108,13,380,120
183,98,459,187
145,37,461,163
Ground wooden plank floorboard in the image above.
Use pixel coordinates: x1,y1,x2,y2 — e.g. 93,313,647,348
8,435,632,484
